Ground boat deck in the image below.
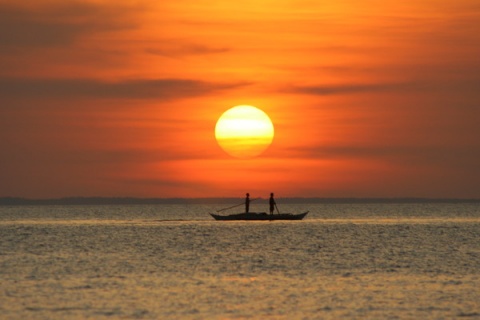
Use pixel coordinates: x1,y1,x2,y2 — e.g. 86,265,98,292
210,211,309,221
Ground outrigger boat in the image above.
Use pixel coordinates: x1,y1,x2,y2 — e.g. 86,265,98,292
210,211,309,221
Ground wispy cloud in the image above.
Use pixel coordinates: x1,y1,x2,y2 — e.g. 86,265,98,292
146,42,230,58
0,2,138,49
281,144,480,169
287,82,421,96
0,77,251,101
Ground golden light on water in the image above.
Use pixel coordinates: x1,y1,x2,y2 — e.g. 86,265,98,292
215,105,274,159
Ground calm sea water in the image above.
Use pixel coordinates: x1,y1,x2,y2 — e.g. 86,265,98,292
1,203,479,319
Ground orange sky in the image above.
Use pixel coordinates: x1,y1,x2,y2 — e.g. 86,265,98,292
1,0,479,198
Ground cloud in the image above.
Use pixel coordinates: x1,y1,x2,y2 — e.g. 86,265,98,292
146,42,230,58
282,144,480,169
276,145,408,160
287,82,421,96
0,2,138,49
0,77,251,101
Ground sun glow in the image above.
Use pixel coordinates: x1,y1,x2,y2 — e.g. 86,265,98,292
215,105,274,159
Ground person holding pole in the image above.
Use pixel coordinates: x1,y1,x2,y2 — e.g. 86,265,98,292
269,193,276,215
216,196,258,213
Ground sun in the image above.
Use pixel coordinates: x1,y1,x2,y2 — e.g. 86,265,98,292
215,105,275,159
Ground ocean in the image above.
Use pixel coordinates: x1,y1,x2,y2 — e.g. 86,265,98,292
1,202,479,319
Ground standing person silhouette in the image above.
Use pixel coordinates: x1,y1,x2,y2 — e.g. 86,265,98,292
245,193,250,213
269,193,276,215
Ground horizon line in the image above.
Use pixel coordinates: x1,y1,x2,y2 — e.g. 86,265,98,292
1,196,479,205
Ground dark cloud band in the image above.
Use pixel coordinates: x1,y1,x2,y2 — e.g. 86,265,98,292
0,78,250,100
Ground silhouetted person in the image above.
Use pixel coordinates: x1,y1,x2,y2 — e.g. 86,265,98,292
269,193,276,215
245,193,250,213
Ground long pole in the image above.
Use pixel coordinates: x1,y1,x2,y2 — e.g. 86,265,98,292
216,198,260,212
275,203,280,214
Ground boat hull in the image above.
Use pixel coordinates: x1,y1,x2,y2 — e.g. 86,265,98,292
210,211,309,221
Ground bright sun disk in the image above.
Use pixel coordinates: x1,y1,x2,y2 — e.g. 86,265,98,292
215,105,274,159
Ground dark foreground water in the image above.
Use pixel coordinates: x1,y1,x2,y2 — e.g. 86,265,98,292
1,203,479,319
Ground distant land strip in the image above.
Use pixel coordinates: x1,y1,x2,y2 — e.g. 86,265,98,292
1,197,479,206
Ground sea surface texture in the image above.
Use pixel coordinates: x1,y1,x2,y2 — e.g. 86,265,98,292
1,203,479,319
